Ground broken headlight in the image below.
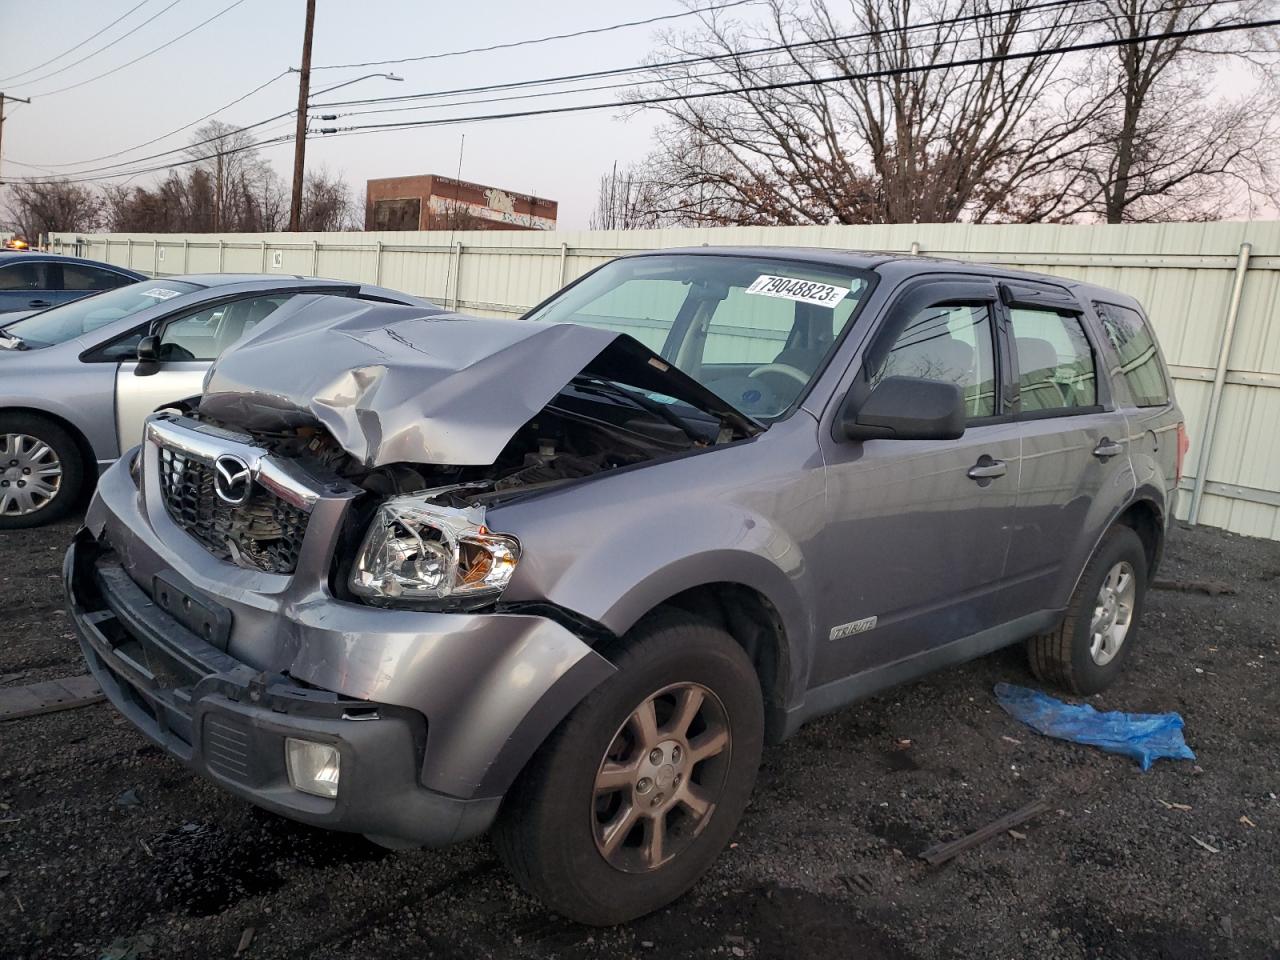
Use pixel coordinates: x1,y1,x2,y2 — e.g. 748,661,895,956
349,492,520,610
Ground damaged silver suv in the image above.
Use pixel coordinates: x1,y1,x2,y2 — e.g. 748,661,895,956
67,249,1186,924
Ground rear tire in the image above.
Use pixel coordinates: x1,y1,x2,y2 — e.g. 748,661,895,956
1028,525,1148,695
0,413,85,529
493,611,763,926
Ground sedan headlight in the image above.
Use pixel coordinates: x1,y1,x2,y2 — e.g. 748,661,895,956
349,492,520,609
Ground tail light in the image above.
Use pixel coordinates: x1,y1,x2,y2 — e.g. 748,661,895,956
1175,422,1190,484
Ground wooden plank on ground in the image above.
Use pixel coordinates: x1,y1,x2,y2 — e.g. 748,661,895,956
919,799,1053,866
0,675,105,721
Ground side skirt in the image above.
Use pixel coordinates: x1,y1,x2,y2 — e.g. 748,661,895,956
778,609,1062,740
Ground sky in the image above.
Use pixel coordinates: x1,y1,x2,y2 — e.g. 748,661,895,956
0,0,715,228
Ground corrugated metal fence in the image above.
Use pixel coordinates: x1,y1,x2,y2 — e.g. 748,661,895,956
51,222,1280,542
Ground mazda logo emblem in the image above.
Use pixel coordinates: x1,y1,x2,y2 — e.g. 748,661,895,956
213,454,252,505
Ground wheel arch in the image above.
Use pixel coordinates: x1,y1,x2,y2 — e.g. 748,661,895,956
1064,490,1167,603
0,405,98,485
647,581,792,743
1113,494,1165,580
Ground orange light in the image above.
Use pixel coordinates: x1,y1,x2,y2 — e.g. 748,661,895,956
458,543,494,585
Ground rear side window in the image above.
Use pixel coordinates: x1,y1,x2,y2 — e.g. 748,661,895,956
1010,308,1097,413
1095,302,1169,407
60,263,131,292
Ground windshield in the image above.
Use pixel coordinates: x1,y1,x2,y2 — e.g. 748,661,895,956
0,280,201,349
526,254,873,419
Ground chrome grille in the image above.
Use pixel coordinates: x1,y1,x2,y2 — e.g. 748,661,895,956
156,445,309,574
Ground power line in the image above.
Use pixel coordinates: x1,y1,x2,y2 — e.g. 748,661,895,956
14,109,294,182
25,0,249,98
14,70,292,170
6,0,186,91
30,131,298,187
312,0,759,70
325,0,1177,123
311,0,1092,109
10,0,1094,180
315,16,1279,137
0,0,152,85
14,0,1069,182
14,8,1272,188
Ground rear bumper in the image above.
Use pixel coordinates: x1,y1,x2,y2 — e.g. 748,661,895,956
66,530,498,847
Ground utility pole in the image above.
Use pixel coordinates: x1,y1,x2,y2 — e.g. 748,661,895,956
0,92,33,187
288,0,317,232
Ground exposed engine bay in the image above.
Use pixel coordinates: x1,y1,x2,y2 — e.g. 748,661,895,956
193,376,722,512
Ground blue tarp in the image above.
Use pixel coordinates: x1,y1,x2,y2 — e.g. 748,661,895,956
995,683,1196,771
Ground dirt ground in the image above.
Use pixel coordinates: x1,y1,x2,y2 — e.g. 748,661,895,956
0,518,1277,960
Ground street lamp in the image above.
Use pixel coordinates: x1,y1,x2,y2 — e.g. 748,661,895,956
309,72,404,101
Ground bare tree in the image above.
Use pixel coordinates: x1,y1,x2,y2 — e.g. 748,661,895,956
300,167,358,231
590,162,669,229
184,121,283,231
625,0,1101,225
1062,0,1280,222
3,179,102,238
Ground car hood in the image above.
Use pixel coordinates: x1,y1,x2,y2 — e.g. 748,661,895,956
198,294,759,467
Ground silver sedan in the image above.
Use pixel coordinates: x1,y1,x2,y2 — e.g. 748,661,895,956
0,273,441,527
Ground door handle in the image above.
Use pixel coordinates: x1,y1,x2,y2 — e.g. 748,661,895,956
1093,438,1125,460
27,299,52,309
967,457,1008,482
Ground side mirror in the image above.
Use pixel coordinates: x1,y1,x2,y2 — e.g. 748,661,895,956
135,334,161,377
837,376,966,442
136,335,161,362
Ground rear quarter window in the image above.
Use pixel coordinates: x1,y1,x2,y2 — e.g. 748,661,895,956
1095,302,1169,407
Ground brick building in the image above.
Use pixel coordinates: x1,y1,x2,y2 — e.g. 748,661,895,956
364,174,557,231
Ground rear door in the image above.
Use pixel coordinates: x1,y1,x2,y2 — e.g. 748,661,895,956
813,277,1022,684
53,262,136,307
999,282,1135,613
113,293,303,450
0,259,50,313
1092,300,1181,504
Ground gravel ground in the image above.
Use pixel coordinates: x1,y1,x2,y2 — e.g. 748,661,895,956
0,519,1277,960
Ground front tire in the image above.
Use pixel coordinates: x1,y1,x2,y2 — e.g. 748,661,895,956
493,611,764,926
1028,525,1148,695
0,413,85,529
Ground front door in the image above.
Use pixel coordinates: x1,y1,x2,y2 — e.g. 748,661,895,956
114,294,299,450
813,278,1021,686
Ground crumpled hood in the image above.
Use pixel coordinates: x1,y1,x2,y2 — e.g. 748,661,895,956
198,294,757,467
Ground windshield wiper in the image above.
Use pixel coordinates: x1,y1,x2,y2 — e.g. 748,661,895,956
571,376,711,445
0,330,27,350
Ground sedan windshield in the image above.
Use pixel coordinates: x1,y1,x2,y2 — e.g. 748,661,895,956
526,254,873,419
0,280,200,349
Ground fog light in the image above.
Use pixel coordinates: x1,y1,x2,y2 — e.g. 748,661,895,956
285,738,341,798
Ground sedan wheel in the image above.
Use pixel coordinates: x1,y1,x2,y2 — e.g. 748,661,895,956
0,414,86,529
0,432,63,517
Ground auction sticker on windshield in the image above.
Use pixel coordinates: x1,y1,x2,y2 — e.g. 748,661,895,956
141,288,182,300
746,275,849,308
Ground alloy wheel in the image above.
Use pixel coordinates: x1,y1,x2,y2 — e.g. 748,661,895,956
1089,560,1136,666
591,681,732,873
0,433,63,517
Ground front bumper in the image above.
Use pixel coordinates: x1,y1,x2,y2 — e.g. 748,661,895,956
68,423,616,848
67,530,498,847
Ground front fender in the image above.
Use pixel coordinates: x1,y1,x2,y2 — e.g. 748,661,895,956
498,495,814,678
